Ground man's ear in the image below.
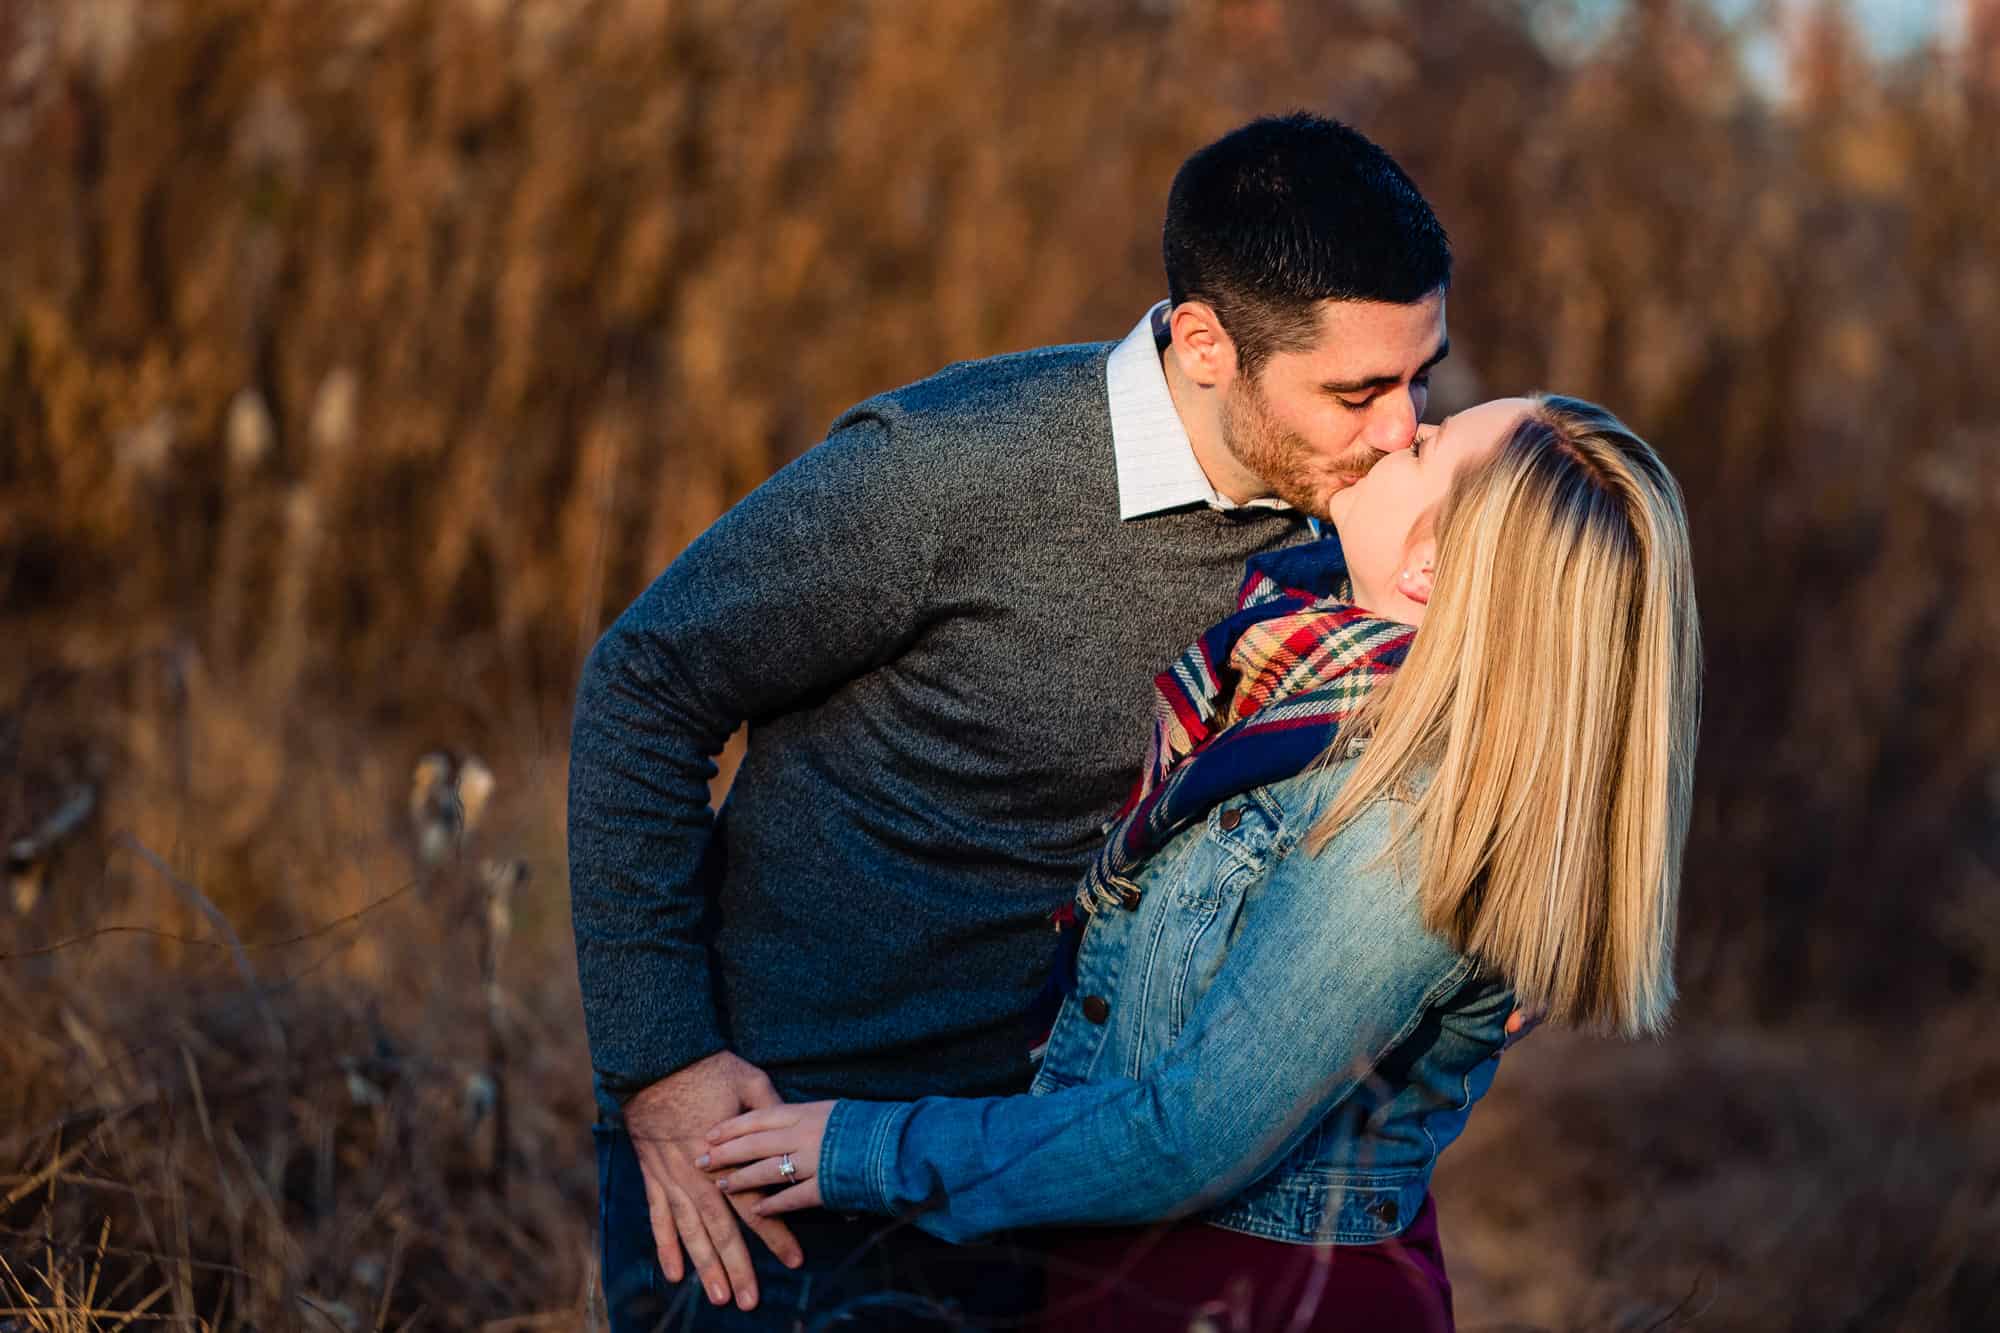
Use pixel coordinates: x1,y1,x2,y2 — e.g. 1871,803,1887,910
1394,535,1439,605
1166,301,1237,390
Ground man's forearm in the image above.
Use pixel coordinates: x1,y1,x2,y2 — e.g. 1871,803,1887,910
568,627,735,1099
566,413,930,1102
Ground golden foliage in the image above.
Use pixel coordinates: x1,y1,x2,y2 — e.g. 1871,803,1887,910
3,0,1998,1324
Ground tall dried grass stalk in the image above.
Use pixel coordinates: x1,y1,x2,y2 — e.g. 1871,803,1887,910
2,0,1997,1325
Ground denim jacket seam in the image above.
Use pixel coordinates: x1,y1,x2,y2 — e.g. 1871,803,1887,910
1205,1212,1299,1244
1128,899,1177,1073
864,1101,912,1211
1169,836,1251,911
1068,917,1124,1082
1211,837,1265,879
1222,788,1313,879
1422,1043,1489,1165
1180,797,1293,912
1167,897,1228,1037
1207,825,1276,878
1206,1200,1414,1247
819,1099,859,1211
1203,785,1293,871
1271,1164,1423,1185
1208,1174,1427,1245
1426,1062,1474,1163
1408,957,1479,1032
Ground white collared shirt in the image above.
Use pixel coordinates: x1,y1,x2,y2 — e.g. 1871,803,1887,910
1105,301,1296,522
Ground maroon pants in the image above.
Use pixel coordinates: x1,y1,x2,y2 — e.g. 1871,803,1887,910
1036,1195,1453,1333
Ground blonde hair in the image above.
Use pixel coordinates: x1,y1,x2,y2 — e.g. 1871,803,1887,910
1308,395,1701,1037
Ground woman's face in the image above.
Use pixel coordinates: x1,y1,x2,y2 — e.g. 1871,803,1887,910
1326,396,1534,625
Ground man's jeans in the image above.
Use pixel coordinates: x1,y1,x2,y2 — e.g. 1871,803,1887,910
597,1123,1044,1332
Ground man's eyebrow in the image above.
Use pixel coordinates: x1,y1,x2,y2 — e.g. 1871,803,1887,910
1319,338,1451,395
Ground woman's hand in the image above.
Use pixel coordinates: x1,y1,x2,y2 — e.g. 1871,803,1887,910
698,1101,836,1217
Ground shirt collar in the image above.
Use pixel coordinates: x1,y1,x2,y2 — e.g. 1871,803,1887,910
1105,301,1297,522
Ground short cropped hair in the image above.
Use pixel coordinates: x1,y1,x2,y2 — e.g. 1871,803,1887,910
1163,113,1452,376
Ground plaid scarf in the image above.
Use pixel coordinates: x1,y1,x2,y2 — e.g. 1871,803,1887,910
1077,535,1415,913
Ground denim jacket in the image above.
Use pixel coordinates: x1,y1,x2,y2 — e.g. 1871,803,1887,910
816,754,1514,1246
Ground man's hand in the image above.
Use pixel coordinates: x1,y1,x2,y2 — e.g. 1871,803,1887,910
623,1051,803,1310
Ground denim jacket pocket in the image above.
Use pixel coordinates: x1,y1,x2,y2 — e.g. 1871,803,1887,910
1127,888,1221,1075
1173,790,1283,909
1177,792,1289,1010
1126,792,1290,1070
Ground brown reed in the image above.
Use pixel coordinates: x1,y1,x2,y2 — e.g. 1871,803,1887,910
2,0,1997,1326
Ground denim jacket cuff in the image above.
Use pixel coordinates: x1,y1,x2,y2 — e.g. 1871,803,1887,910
818,1098,916,1215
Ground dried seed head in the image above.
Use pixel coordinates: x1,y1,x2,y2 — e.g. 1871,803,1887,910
457,756,495,834
226,388,275,471
8,852,41,916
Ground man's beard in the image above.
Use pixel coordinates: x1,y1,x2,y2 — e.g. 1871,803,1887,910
1219,377,1381,518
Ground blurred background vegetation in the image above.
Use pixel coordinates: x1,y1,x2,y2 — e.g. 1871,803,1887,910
2,0,1996,1327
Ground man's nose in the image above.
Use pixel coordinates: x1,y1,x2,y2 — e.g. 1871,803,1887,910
1364,389,1421,452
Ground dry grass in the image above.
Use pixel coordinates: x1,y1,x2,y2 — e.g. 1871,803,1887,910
1436,1019,2000,1330
0,696,594,1328
4,0,1999,1327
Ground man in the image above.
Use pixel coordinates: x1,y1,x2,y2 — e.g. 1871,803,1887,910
570,112,1451,1330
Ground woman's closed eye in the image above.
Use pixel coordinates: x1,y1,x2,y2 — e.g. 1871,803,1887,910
1412,416,1452,460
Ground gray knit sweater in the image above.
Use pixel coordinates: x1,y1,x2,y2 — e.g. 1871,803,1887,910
568,341,1306,1115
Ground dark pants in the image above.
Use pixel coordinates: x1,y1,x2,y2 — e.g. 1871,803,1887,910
597,1122,1045,1333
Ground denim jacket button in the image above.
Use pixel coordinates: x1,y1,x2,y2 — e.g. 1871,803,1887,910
1219,807,1243,831
1368,1197,1400,1225
1118,886,1141,911
1081,995,1111,1024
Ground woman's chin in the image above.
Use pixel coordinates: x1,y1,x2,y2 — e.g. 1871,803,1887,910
1322,483,1356,529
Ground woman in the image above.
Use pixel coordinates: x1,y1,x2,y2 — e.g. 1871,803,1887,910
697,394,1700,1330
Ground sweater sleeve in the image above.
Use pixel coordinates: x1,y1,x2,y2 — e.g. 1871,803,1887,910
567,412,940,1104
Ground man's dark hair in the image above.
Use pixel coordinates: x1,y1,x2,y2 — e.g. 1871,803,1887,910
1163,112,1451,377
